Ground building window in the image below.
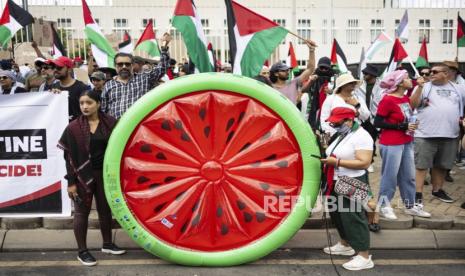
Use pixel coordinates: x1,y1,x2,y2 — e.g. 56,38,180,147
346,19,360,45
113,18,129,40
322,19,336,44
370,19,384,43
273,19,286,44
201,19,210,35
141,19,156,35
441,19,453,44
418,19,430,43
57,18,72,29
297,19,311,44
297,60,307,67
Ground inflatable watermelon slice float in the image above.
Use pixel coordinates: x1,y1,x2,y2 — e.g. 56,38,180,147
104,73,321,266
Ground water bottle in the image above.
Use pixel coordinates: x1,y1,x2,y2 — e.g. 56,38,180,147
406,114,417,136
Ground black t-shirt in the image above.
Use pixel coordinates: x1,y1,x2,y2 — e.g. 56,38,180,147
2,86,28,94
90,123,107,169
53,80,89,121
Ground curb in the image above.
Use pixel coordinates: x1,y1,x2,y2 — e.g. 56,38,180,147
1,228,465,252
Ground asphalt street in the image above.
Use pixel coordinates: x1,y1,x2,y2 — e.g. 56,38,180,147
0,249,464,276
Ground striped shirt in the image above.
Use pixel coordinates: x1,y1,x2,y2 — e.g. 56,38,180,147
101,50,169,119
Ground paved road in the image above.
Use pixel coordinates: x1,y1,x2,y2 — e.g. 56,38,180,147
0,249,464,275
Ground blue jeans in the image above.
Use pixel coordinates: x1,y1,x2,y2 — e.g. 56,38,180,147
378,142,416,208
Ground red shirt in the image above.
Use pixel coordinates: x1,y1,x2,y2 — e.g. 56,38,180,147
377,95,414,145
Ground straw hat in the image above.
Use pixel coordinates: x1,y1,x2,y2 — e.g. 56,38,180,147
333,73,361,93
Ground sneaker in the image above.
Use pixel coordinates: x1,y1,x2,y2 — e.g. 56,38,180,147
445,174,454,182
101,243,126,255
342,255,374,271
77,250,97,266
404,204,431,218
367,165,374,173
323,242,355,256
380,206,397,220
432,189,454,203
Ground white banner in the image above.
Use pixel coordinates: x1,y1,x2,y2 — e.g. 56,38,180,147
0,92,71,217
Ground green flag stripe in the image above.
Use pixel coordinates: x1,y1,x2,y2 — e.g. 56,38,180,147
240,27,288,78
458,36,465,48
135,40,160,57
85,27,116,59
415,56,429,68
0,26,12,49
172,15,213,73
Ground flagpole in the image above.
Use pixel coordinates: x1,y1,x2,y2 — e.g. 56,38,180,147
287,30,317,47
406,56,420,77
457,12,460,61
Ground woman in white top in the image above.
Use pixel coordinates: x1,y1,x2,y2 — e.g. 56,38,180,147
320,73,370,136
320,106,374,271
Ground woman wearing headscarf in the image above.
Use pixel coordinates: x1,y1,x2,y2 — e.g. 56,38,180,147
321,106,374,271
58,90,125,266
374,70,431,220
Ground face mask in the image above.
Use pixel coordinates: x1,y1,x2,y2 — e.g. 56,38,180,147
333,123,351,135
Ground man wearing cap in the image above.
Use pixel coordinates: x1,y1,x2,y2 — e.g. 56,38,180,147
0,70,27,94
50,56,90,121
411,63,465,204
38,60,59,92
101,33,171,119
444,60,465,86
269,40,316,106
90,71,106,94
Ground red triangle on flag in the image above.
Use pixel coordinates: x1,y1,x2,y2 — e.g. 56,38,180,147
231,0,280,36
288,42,298,68
419,37,428,61
393,38,408,62
330,39,338,65
0,3,10,25
174,0,195,17
81,0,95,25
135,19,156,47
458,14,465,40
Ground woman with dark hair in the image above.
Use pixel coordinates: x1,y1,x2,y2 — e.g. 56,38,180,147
58,90,125,266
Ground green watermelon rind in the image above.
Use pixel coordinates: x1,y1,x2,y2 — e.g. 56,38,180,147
103,73,321,266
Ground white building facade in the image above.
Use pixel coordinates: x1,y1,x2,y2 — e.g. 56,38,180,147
5,0,465,66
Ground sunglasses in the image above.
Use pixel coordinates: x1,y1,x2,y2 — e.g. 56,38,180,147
431,70,446,75
0,76,9,80
420,71,430,76
90,77,104,82
318,67,330,71
116,62,132,68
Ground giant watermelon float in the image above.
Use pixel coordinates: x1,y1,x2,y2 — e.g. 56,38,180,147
104,73,321,266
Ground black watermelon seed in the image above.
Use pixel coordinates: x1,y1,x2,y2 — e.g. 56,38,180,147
181,132,191,142
137,176,150,184
240,143,251,152
237,200,246,210
251,161,261,167
176,191,186,200
265,154,277,161
261,131,271,141
221,224,229,235
161,120,171,131
191,214,200,226
156,152,167,160
226,131,234,143
226,118,235,131
199,108,207,120
149,183,161,189
216,206,223,218
180,221,188,233
260,183,270,191
238,111,245,122
192,201,200,212
256,212,266,223
204,126,211,138
174,120,183,130
274,190,286,198
276,161,289,168
244,212,253,222
164,176,176,183
154,202,166,213
140,144,152,153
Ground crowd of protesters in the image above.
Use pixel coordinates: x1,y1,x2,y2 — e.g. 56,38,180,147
1,35,465,270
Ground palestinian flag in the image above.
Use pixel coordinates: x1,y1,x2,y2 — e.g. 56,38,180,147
50,23,66,58
286,42,299,79
415,37,429,68
81,0,116,68
225,0,288,77
207,42,218,72
134,19,160,58
0,0,34,48
118,31,134,54
330,38,348,73
458,14,465,47
172,0,213,72
385,38,408,74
